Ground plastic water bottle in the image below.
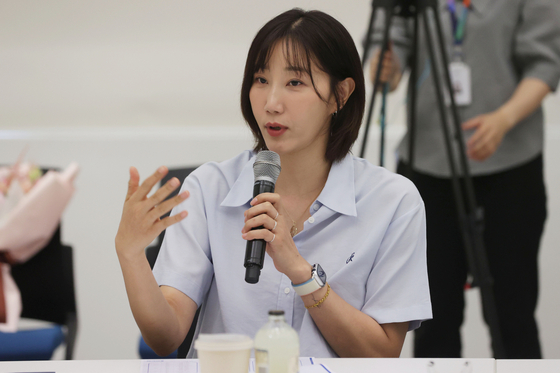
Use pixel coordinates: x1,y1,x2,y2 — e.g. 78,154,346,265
254,310,300,373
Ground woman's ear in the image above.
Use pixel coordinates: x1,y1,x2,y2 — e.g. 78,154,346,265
337,78,356,110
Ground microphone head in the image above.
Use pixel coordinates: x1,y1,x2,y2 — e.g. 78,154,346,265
253,151,281,184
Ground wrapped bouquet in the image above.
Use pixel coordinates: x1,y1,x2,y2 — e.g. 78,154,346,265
0,158,79,332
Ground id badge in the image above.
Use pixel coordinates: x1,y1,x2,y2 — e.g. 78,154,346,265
449,61,472,106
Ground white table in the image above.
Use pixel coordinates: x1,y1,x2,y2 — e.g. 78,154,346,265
2,358,558,372
0,358,496,373
495,359,560,373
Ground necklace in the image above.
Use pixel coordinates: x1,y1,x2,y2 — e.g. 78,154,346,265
283,209,298,237
282,184,326,238
284,197,318,237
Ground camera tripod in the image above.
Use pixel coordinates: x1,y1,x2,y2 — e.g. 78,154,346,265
360,0,506,358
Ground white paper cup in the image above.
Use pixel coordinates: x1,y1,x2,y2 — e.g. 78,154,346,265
194,333,253,373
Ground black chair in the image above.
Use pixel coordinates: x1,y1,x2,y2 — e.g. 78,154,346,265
0,225,78,361
138,166,201,359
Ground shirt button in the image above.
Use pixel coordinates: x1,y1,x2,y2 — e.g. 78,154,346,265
284,287,291,294
308,217,315,223
313,204,320,211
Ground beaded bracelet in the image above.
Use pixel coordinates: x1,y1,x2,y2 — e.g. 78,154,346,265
305,283,331,309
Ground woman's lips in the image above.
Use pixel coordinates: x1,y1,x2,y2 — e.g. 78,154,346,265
265,123,287,137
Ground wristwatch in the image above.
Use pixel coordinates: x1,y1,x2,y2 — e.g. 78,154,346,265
292,263,327,296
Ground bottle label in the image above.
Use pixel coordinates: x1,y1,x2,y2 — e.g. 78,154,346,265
255,348,269,373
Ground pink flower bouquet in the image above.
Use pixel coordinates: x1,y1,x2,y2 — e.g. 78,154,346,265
0,160,79,332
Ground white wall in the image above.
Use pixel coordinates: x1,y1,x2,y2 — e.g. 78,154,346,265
1,0,559,360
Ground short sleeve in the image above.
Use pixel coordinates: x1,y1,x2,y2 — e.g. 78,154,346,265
152,170,214,306
362,180,432,331
514,0,560,91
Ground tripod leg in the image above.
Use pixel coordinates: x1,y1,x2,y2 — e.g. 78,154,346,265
420,5,480,305
406,9,420,175
420,11,466,213
361,3,378,69
431,10,477,210
360,3,395,159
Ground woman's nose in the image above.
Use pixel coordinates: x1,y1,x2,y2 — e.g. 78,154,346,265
264,85,283,114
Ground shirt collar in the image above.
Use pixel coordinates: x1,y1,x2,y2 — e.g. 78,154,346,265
220,152,357,217
220,153,257,207
317,154,357,217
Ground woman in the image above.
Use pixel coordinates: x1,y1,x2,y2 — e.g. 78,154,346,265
116,8,431,358
368,0,560,358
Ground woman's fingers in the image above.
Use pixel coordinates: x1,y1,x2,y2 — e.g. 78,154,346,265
242,211,277,234
242,227,276,243
146,177,182,210
244,201,275,221
129,166,168,203
155,210,189,233
128,167,185,214
245,194,280,220
149,191,190,221
125,166,141,201
250,193,280,206
242,193,283,236
116,166,191,261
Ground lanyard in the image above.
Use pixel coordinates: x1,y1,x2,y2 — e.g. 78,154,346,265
447,0,471,46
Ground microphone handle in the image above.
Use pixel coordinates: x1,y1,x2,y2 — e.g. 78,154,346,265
244,180,275,284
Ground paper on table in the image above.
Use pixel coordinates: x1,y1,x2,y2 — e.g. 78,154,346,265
300,365,335,373
140,357,318,373
140,359,198,373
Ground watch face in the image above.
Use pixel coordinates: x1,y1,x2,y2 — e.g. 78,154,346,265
315,263,327,284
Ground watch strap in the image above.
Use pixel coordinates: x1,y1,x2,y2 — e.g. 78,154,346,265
292,277,321,296
292,265,325,296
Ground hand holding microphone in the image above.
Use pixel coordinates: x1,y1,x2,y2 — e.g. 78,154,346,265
242,151,281,283
242,151,308,284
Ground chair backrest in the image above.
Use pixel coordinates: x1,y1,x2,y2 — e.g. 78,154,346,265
10,225,77,359
145,166,199,358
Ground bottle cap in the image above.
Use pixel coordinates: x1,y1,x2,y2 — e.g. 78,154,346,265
268,310,285,316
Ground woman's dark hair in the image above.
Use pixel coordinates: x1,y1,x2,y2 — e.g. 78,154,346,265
240,8,366,163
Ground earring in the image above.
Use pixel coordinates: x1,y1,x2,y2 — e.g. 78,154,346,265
332,110,338,117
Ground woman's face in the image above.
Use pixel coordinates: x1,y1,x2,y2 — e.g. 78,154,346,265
249,42,337,160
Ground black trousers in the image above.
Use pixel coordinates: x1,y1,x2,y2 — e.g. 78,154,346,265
397,155,546,358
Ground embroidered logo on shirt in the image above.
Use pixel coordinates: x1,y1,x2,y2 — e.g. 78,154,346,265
346,252,355,264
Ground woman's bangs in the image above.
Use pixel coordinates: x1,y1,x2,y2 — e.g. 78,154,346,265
282,37,314,78
252,36,313,78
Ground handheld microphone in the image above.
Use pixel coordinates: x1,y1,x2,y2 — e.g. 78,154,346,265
244,150,281,284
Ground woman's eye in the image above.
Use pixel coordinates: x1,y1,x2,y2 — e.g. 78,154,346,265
288,80,303,87
255,77,267,84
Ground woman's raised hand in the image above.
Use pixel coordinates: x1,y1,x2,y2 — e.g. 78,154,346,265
115,166,189,262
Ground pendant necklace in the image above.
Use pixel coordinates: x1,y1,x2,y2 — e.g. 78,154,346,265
283,186,324,238
284,209,298,237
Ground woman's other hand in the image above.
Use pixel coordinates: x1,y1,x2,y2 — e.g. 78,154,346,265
115,166,189,262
